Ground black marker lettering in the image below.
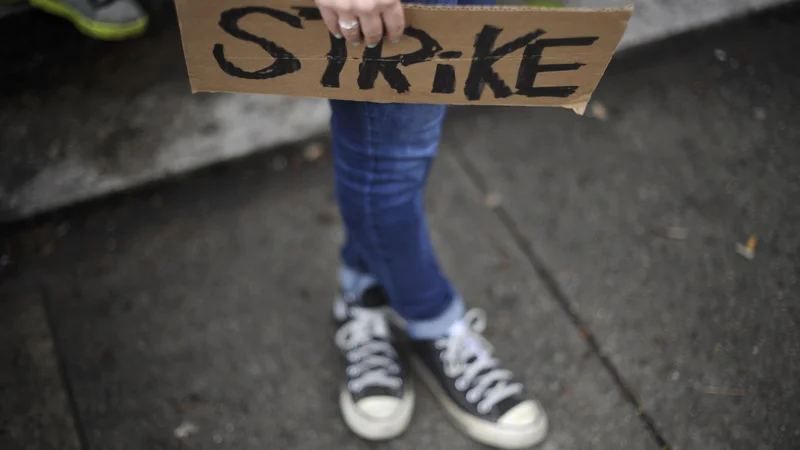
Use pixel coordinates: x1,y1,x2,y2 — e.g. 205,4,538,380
401,27,444,65
322,33,348,88
515,37,598,98
432,64,456,94
213,7,302,80
357,27,442,93
464,26,544,101
358,42,409,92
291,6,322,20
290,6,348,88
438,51,463,59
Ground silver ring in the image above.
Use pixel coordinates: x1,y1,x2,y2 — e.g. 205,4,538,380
338,20,360,30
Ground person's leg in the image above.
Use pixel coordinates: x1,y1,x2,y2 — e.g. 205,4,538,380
332,0,546,447
333,100,464,338
330,0,465,438
332,98,548,448
332,101,453,442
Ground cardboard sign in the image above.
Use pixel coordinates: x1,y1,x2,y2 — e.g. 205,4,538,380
175,0,632,113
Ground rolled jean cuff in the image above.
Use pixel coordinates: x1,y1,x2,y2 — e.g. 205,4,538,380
406,295,465,340
339,265,378,301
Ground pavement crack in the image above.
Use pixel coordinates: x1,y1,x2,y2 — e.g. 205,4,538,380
449,148,671,449
39,285,93,450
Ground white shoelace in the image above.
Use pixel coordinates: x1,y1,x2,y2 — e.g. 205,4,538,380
335,307,401,392
437,309,523,414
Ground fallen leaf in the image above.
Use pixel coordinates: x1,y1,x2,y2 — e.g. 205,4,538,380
485,192,503,208
589,101,609,121
735,235,757,260
700,386,747,397
666,226,688,240
303,142,325,161
174,421,199,438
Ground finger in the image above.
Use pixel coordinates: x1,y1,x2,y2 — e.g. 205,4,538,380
358,12,384,48
319,7,342,39
338,12,362,45
381,3,405,43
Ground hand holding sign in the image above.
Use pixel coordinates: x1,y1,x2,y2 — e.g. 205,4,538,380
316,0,406,47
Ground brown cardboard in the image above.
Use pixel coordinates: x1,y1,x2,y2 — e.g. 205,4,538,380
174,0,632,112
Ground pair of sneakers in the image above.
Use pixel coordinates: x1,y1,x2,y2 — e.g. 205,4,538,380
20,0,148,40
334,286,549,449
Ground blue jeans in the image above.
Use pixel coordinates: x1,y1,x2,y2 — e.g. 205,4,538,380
331,0,494,339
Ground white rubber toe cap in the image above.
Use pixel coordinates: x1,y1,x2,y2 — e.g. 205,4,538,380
340,390,415,441
498,400,545,426
355,396,402,419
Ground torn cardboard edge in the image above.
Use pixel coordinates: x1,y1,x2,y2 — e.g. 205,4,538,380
175,0,633,114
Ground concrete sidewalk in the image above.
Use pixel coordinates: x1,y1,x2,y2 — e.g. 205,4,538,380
2,4,799,450
0,0,796,222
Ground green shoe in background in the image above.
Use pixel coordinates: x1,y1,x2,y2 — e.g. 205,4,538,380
29,0,148,41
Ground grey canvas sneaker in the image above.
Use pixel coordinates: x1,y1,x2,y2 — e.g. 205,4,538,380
30,0,148,40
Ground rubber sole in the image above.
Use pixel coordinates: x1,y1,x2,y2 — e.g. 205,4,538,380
30,0,148,41
339,386,415,441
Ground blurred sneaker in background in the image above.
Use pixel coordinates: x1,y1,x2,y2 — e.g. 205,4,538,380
29,0,148,40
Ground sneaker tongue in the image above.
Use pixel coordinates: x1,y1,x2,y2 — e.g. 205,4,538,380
360,286,389,308
349,307,390,340
447,319,467,336
465,338,490,361
447,320,491,361
371,314,390,339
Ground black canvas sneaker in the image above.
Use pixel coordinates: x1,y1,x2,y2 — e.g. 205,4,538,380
333,286,414,441
408,308,548,449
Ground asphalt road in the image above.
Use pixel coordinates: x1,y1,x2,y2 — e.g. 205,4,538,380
1,3,799,450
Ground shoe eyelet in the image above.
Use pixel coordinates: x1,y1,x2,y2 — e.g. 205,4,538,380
455,378,468,391
466,390,479,403
477,402,490,414
348,380,361,393
347,366,360,377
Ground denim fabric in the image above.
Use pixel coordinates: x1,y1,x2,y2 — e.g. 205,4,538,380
331,0,494,339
